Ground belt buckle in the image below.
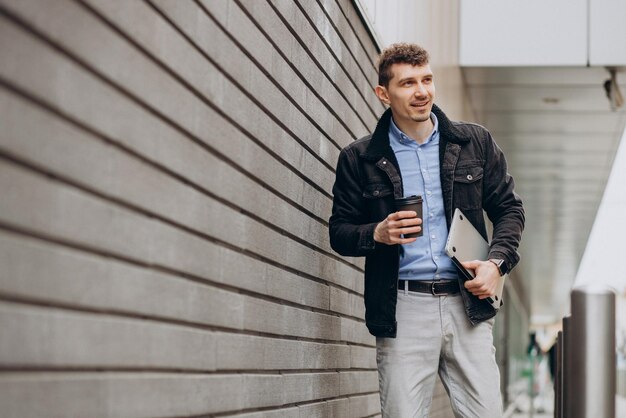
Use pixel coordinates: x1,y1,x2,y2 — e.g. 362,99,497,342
430,281,448,296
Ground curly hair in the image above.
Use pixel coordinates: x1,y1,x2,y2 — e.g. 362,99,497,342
378,43,430,87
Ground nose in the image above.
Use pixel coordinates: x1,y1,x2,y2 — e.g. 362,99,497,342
414,82,427,97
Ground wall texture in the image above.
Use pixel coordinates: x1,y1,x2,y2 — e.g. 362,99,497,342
0,0,387,416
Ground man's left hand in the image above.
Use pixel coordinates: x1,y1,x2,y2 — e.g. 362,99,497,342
461,260,501,300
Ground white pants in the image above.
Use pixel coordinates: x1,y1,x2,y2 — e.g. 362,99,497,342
376,289,503,418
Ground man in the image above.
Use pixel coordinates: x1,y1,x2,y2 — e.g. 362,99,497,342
329,43,524,417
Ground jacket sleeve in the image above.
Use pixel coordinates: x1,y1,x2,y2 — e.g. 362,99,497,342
329,147,380,257
481,130,525,272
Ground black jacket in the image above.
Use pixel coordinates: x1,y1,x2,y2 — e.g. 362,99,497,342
329,105,524,337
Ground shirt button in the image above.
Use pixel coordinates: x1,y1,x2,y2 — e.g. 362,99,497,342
426,191,432,196
435,256,439,260
467,174,473,181
383,161,387,165
431,234,436,239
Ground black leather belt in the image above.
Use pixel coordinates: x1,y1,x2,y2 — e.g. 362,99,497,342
398,279,460,296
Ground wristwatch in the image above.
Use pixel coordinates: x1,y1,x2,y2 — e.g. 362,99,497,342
489,259,508,276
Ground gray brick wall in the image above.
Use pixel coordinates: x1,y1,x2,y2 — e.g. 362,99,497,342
0,0,389,416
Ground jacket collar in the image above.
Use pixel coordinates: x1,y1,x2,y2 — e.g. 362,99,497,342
361,104,470,160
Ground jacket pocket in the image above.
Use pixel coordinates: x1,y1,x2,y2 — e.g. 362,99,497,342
453,165,483,209
362,183,393,199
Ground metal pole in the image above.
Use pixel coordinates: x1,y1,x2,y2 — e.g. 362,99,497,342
529,347,535,418
555,330,563,418
568,285,616,418
563,315,571,418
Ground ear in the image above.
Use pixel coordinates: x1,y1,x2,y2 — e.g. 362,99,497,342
375,85,390,105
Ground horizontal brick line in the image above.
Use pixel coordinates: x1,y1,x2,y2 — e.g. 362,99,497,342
289,0,377,114
182,0,362,147
0,82,364,275
0,153,364,304
0,369,381,417
266,0,380,123
206,391,381,418
0,3,335,211
332,0,380,70
76,0,340,178
231,0,374,131
0,367,377,375
0,268,374,348
313,0,378,82
0,220,368,330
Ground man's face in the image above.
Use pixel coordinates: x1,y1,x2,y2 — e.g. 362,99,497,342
376,63,435,125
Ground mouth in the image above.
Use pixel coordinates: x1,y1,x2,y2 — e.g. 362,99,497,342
411,100,429,108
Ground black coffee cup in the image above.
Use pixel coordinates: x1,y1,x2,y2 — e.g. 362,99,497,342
395,195,423,238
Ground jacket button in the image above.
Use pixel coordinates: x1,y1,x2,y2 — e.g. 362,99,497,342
373,190,380,196
466,174,473,181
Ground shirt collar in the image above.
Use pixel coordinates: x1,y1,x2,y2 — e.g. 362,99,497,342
389,113,439,146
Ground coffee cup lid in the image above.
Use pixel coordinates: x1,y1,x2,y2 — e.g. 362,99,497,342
396,195,422,204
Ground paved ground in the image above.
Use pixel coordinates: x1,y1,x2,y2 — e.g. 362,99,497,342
508,393,626,418
507,391,553,418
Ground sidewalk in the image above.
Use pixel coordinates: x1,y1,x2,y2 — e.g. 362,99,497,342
509,394,626,417
506,391,553,418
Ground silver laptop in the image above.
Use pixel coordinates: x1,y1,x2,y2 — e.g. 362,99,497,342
445,208,504,310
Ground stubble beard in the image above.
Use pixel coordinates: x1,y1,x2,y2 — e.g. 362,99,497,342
407,99,432,123
410,112,431,123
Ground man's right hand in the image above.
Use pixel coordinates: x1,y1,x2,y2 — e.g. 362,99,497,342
373,211,422,245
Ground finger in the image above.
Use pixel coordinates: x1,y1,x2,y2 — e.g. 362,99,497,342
464,279,484,291
388,233,420,245
472,286,494,297
394,217,422,227
471,289,491,298
388,226,422,236
402,226,422,234
389,226,421,236
389,210,417,220
464,280,478,290
387,228,405,237
387,223,420,235
461,260,482,269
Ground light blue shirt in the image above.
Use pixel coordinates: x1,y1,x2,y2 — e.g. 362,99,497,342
389,114,458,281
